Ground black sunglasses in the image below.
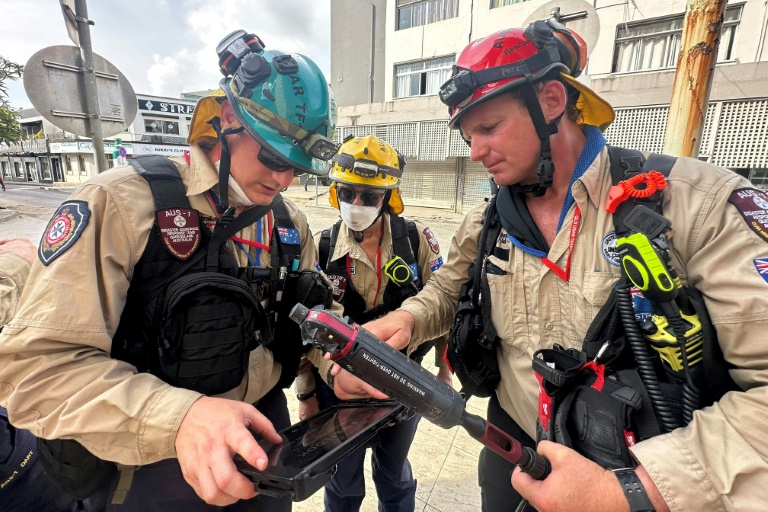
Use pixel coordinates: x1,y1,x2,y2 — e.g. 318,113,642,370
337,186,386,207
257,146,294,172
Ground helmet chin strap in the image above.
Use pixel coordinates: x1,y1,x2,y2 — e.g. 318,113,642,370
208,117,245,221
517,82,563,197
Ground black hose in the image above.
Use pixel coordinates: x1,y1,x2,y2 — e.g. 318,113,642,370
616,284,679,432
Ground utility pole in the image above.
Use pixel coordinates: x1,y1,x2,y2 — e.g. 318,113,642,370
662,0,728,158
74,0,107,173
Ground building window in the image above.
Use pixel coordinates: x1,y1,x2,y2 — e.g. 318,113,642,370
65,156,73,175
395,56,455,98
1,161,9,178
490,0,529,8
78,155,88,176
39,158,51,180
14,161,23,179
397,0,459,30
613,4,742,73
144,117,180,135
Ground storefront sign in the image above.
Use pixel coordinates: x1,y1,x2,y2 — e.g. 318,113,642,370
137,98,196,115
132,144,189,156
49,141,79,153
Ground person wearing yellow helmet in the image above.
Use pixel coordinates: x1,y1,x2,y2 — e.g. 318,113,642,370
332,18,768,512
0,29,339,512
295,134,449,512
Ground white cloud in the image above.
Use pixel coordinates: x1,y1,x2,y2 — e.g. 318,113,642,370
0,0,330,107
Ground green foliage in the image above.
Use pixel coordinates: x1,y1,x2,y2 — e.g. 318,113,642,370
0,55,23,144
0,105,22,144
0,55,24,108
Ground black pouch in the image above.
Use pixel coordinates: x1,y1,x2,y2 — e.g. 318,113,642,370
159,271,269,395
533,346,642,470
270,270,333,388
446,269,500,398
36,438,117,500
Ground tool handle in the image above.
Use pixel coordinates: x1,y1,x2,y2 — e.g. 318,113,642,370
518,446,551,480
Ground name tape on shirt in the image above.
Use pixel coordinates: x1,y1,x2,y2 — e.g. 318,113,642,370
423,227,440,254
728,188,768,243
157,208,201,260
38,200,91,266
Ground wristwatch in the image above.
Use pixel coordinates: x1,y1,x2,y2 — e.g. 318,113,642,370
613,468,656,512
296,389,317,402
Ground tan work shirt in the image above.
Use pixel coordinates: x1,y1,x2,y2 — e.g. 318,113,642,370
0,253,31,326
401,147,768,510
0,144,327,466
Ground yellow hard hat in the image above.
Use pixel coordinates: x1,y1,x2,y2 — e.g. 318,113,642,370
328,135,406,214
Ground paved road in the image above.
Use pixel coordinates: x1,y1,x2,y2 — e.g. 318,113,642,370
0,184,74,242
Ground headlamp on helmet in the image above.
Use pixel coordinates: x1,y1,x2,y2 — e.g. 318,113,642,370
217,29,266,77
302,133,339,161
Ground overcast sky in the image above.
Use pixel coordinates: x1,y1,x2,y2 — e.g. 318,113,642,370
0,0,331,109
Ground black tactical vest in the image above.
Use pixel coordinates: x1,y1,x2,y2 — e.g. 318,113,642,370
318,215,421,325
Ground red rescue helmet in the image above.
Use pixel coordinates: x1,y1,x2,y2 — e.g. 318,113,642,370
440,19,614,131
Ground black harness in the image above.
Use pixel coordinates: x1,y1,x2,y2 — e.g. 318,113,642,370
318,215,422,325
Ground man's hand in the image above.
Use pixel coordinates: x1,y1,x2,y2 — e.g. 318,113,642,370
512,441,625,512
329,361,389,401
175,396,282,506
298,396,320,421
363,310,415,351
0,238,36,262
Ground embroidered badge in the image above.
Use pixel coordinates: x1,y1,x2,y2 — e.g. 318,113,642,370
328,274,347,301
753,258,768,283
314,260,323,272
157,208,201,260
278,226,300,245
429,256,443,273
424,227,440,254
601,231,620,267
39,200,91,266
729,188,768,242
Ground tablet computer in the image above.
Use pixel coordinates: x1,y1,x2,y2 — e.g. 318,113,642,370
235,400,405,501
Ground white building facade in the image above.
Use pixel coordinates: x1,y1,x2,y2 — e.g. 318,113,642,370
331,0,768,212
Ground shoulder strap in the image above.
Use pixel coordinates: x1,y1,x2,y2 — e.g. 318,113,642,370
318,226,334,272
271,200,302,269
607,146,676,236
129,155,190,210
406,220,420,258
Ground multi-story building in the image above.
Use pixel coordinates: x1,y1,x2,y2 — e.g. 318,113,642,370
0,93,197,186
331,0,768,212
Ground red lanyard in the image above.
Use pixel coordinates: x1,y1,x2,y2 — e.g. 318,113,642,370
205,191,272,252
347,246,382,309
540,205,581,282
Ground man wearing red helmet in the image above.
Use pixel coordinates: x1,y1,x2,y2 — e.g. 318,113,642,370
333,18,768,512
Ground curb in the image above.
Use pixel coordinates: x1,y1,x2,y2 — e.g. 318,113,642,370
0,209,19,223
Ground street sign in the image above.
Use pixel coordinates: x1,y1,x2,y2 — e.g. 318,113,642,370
23,45,137,138
59,0,80,47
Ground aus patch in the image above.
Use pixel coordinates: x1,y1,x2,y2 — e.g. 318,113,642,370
278,226,300,245
158,208,201,261
753,258,768,283
601,231,620,267
423,227,440,254
429,256,443,273
728,188,768,242
327,274,348,301
39,200,91,266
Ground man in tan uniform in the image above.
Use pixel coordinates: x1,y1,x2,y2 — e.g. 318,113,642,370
0,30,336,511
333,20,768,512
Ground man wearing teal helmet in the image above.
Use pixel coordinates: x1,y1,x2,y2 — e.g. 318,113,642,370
0,29,339,512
